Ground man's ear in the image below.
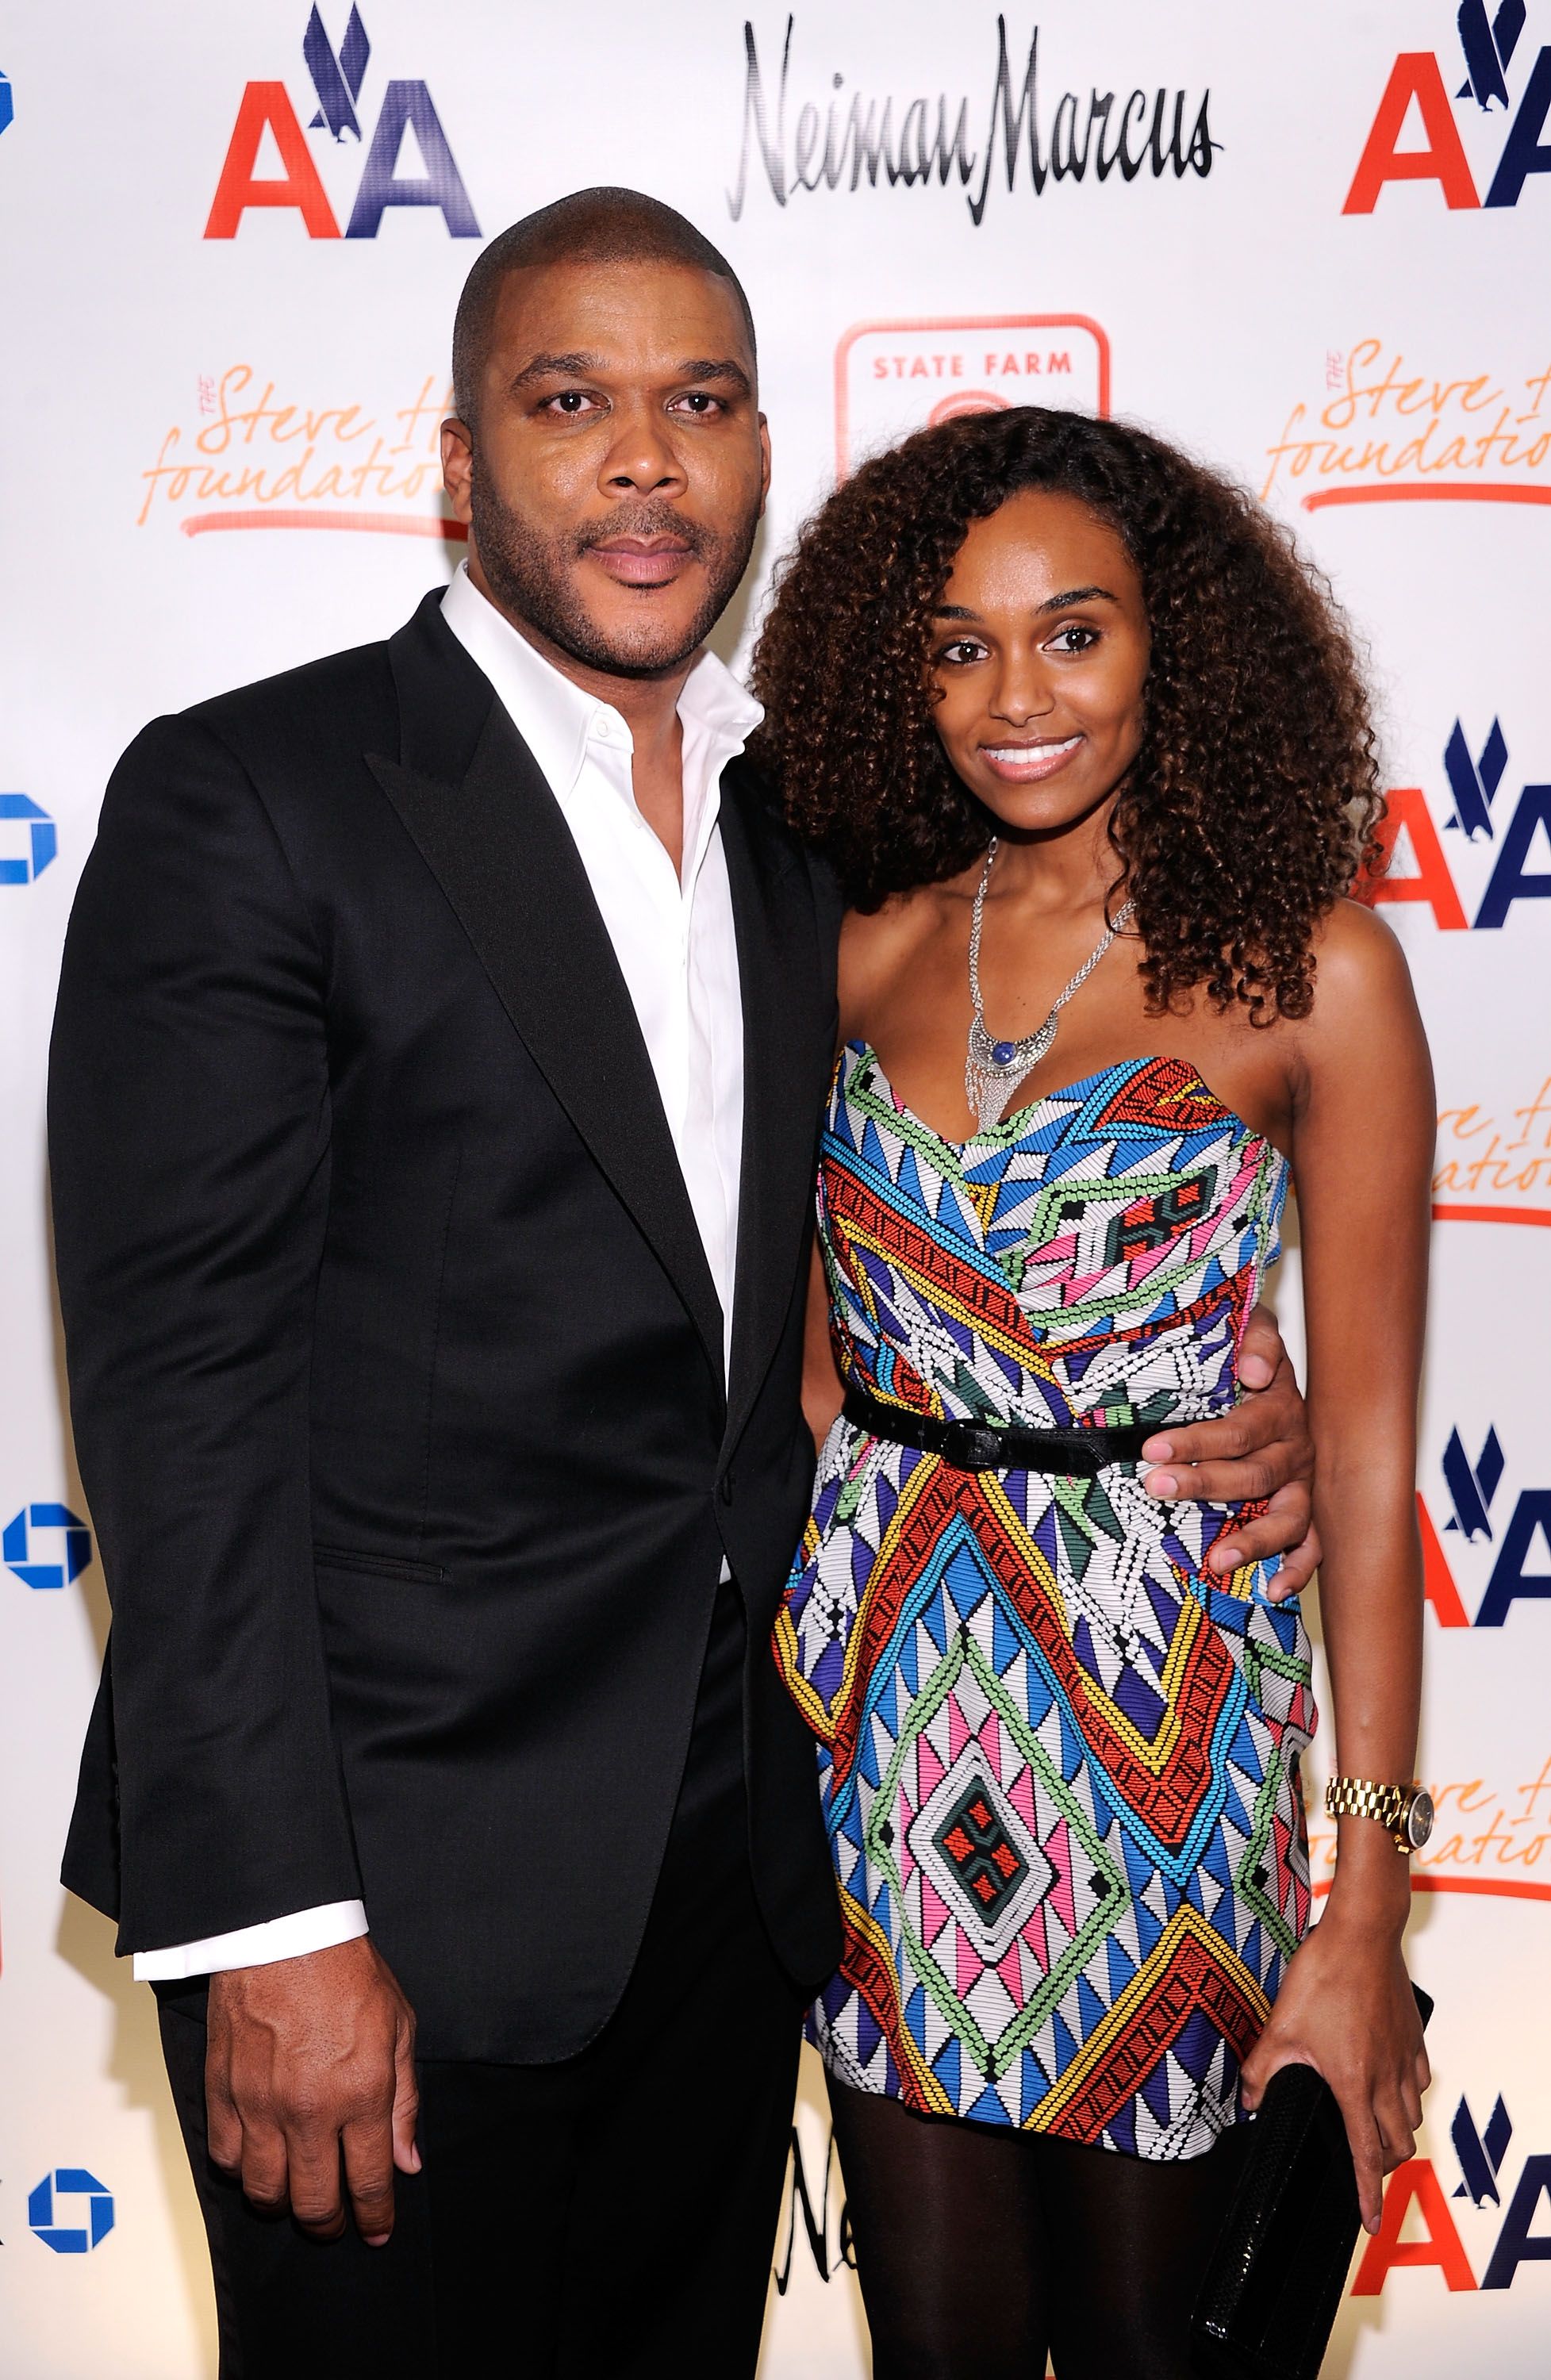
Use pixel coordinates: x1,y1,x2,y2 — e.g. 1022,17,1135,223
441,416,474,524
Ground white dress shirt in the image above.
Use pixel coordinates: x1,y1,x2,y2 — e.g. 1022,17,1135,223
133,563,760,1981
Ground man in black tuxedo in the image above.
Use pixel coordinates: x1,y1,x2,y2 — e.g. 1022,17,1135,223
49,190,1318,2377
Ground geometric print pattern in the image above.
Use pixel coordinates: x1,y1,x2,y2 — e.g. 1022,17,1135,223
774,1047,1315,2159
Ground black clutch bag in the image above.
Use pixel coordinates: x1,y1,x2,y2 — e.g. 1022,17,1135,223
1191,1984,1433,2380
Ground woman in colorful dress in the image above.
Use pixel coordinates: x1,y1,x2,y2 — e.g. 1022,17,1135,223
754,406,1433,2379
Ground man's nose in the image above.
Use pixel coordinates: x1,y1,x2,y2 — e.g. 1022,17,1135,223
599,404,685,497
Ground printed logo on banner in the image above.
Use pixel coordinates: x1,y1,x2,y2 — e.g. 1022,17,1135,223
772,2123,853,2292
834,316,1110,476
1419,1431,1551,1628
0,793,56,884
728,17,1219,225
1308,1749,1551,1906
1361,720,1551,932
205,6,478,240
1261,340,1551,513
1349,2100,1551,2293
0,69,13,138
136,369,459,546
3,1503,94,1592
1345,0,1551,213
29,2170,115,2254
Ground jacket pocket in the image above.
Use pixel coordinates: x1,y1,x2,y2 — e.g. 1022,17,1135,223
313,1544,448,1585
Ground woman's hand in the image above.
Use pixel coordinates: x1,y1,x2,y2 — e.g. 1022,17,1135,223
1139,1303,1319,1598
1239,1910,1430,2233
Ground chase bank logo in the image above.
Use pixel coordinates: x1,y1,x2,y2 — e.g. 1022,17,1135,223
0,793,56,884
1346,0,1551,211
4,1503,93,1591
0,71,13,138
205,6,478,240
29,2169,114,2254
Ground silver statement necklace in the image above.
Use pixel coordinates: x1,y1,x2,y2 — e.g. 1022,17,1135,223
966,839,1134,1132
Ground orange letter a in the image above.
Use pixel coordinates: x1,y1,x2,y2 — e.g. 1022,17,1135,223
1343,54,1481,213
205,83,341,239
1353,2159,1477,2294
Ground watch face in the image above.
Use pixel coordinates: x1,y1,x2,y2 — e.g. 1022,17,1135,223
1407,1789,1435,1850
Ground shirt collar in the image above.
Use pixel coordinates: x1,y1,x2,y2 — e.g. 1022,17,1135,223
440,561,762,800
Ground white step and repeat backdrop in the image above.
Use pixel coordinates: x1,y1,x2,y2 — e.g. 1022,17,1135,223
2,4,1550,2372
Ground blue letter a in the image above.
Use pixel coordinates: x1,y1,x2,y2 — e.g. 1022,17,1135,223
346,82,480,237
1486,47,1551,205
1476,1491,1551,1626
1475,787,1551,927
1482,2155,1551,2287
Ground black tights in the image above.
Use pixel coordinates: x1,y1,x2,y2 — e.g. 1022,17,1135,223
828,2079,1248,2380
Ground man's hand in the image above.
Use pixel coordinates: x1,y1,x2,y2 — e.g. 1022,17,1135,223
1139,1303,1319,1601
205,1937,419,2245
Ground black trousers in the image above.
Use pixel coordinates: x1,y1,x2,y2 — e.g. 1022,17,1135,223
156,1585,806,2379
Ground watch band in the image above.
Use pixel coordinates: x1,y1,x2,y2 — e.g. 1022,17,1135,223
1323,1774,1433,1852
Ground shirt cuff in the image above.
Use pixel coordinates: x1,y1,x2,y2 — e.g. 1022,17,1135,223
132,1900,369,1982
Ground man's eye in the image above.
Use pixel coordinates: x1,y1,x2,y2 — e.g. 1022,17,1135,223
671,392,724,416
545,390,597,415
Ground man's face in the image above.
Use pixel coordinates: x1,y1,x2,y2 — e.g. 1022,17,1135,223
442,258,769,679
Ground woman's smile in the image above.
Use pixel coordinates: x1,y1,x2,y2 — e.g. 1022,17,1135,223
977,731,1085,782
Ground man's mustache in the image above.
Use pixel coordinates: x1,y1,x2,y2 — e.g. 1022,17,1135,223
572,505,715,560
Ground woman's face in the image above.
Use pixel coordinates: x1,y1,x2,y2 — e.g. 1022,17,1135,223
928,487,1150,836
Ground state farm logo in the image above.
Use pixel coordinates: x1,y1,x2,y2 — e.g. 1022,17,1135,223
136,367,461,547
205,5,478,240
835,316,1110,476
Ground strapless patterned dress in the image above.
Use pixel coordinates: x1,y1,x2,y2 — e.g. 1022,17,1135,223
775,1046,1315,2161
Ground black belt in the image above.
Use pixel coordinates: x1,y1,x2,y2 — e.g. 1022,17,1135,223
842,1384,1157,1478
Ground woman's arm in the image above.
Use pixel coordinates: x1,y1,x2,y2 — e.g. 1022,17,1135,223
1239,900,1433,2231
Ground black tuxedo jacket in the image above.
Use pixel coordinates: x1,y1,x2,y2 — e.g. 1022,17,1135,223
50,591,843,2061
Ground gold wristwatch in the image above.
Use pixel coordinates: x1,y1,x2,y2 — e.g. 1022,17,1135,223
1324,1775,1434,1853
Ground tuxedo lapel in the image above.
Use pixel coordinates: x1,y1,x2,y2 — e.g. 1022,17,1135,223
369,596,726,1395
720,764,832,1457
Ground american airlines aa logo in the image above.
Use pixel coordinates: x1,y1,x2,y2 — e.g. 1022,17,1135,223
1346,1,1551,211
1352,2094,1551,2293
1364,720,1551,930
206,6,479,240
1418,1429,1551,1626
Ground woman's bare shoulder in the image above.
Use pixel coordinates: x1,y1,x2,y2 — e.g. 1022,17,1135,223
1290,897,1430,1115
838,889,943,1032
1309,896,1414,996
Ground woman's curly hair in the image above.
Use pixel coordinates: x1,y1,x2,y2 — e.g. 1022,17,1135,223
751,406,1384,1022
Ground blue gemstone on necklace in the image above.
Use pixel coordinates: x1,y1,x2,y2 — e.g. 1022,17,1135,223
992,1041,1016,1065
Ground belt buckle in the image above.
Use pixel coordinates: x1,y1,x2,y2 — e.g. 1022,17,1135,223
950,1421,1003,1471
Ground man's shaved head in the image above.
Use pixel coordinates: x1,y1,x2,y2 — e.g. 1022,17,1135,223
451,187,756,425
